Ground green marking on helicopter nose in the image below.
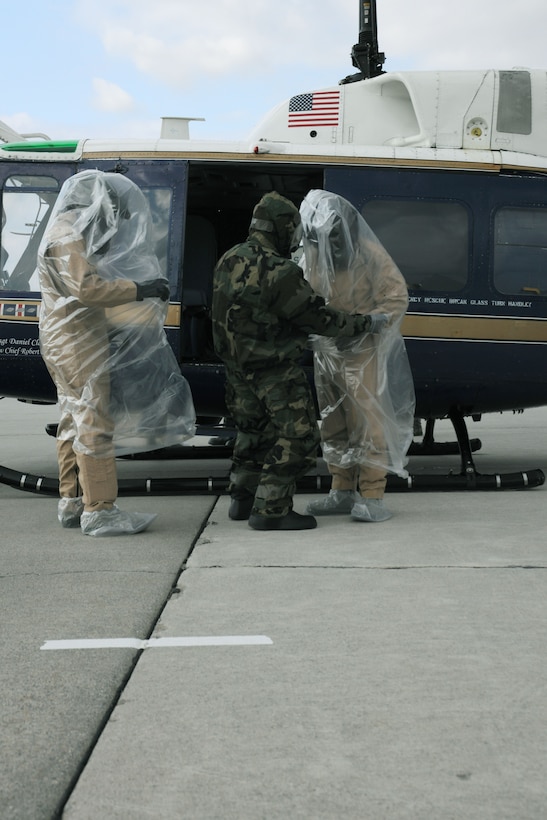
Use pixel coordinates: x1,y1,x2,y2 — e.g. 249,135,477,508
1,140,79,153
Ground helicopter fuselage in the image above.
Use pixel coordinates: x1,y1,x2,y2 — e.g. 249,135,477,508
1,69,547,425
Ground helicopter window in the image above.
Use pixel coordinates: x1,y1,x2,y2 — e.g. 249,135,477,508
4,175,59,189
362,199,468,292
1,176,59,292
141,187,172,281
494,207,547,296
497,71,532,136
0,181,173,293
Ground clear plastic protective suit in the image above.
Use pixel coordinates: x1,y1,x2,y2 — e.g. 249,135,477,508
38,170,196,457
300,189,415,478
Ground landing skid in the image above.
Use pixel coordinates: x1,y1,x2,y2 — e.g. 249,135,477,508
387,410,544,491
1,410,544,495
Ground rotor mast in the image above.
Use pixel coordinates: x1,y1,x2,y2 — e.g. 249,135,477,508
341,0,385,83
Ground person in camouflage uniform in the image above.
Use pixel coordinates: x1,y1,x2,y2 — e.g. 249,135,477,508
212,191,377,531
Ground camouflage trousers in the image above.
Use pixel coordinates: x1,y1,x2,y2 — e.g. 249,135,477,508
224,361,320,516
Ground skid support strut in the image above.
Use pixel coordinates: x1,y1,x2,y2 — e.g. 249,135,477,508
386,409,544,491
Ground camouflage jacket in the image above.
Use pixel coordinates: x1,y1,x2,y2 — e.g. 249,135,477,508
212,235,369,371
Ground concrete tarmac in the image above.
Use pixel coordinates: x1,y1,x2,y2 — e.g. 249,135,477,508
1,398,547,819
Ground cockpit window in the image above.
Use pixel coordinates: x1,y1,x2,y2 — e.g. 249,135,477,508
4,175,59,189
1,176,59,292
362,199,469,292
494,206,547,296
0,178,173,293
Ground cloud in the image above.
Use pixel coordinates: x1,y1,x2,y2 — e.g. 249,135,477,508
379,0,547,71
91,78,136,112
77,0,355,89
75,0,547,96
63,0,547,141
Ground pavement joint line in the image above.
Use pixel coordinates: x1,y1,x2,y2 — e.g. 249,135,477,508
191,564,547,570
40,636,273,650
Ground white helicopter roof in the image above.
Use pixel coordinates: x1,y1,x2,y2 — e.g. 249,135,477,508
1,68,547,171
247,69,547,163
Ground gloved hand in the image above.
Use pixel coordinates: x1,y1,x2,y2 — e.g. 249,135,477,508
334,315,370,351
368,313,390,333
353,314,373,334
135,278,170,301
335,336,358,352
335,312,389,351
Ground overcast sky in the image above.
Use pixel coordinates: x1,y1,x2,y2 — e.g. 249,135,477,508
2,0,546,143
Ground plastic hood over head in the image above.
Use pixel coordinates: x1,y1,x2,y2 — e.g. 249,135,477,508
43,170,154,274
300,189,415,477
38,170,196,457
249,191,302,257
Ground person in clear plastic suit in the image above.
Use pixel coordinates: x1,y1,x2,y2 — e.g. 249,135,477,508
212,191,377,531
38,170,196,536
300,190,415,522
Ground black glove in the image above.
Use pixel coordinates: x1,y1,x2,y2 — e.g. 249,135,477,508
334,315,370,351
335,312,389,351
353,314,373,334
135,278,170,301
335,336,358,352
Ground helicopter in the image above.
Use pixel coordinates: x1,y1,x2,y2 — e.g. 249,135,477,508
0,0,546,493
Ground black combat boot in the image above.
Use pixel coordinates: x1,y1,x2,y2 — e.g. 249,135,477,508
248,510,317,531
229,491,255,521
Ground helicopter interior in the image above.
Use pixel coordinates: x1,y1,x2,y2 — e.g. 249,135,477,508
180,162,323,361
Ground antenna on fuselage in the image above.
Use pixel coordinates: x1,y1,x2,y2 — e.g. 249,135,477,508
340,0,386,84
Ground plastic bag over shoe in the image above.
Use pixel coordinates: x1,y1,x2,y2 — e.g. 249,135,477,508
300,190,415,478
38,170,196,457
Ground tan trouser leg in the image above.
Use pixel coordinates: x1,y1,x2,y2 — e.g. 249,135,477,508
318,342,388,500
357,467,387,499
329,464,358,492
57,439,80,499
76,453,118,512
329,462,386,498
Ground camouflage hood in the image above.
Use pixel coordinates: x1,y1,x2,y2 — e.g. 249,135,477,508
248,191,302,258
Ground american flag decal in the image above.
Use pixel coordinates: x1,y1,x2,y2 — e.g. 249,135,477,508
288,90,341,128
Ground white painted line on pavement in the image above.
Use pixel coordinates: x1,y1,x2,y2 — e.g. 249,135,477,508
40,635,273,650
41,638,143,650
146,636,273,647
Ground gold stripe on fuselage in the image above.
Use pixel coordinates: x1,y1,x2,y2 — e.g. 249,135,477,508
166,303,181,326
403,313,547,343
0,300,183,328
2,300,546,343
81,148,501,173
